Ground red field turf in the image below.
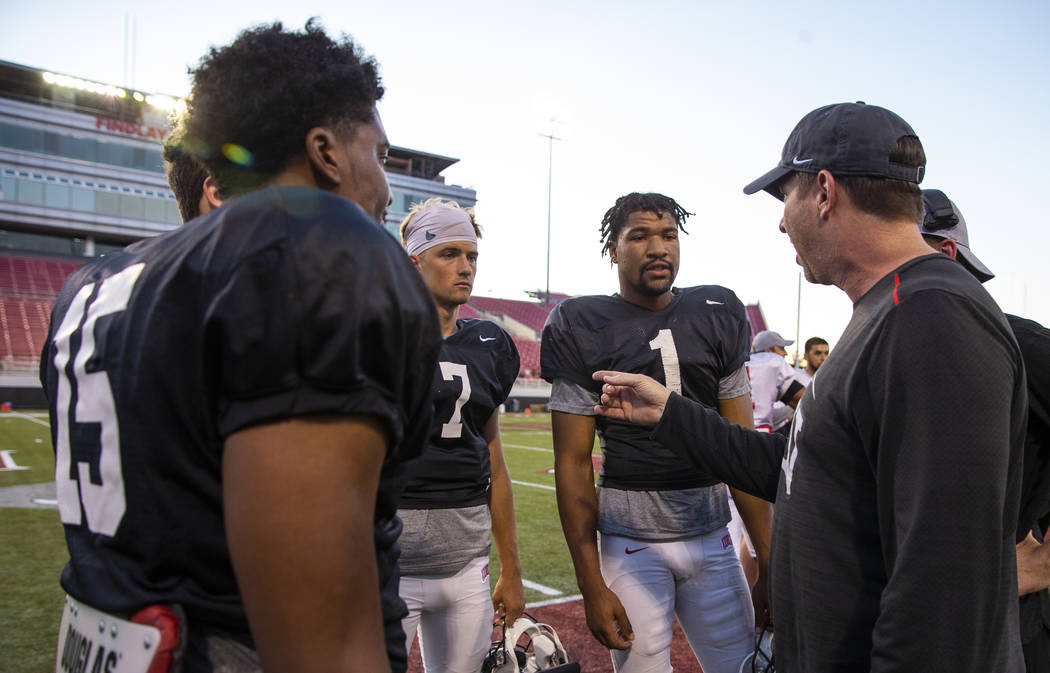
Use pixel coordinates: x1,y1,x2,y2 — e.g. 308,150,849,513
405,597,704,672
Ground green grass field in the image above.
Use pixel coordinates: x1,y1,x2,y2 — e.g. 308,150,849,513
0,411,588,673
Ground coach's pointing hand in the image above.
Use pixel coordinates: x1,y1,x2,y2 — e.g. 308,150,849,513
592,371,671,426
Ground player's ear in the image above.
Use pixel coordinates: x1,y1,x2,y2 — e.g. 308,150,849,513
607,242,618,264
304,126,343,189
408,253,423,271
202,176,222,209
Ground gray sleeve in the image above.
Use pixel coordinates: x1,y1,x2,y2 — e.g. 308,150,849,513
718,364,751,399
548,377,599,415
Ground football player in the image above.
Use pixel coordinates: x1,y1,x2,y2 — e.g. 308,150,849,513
397,199,525,673
42,22,440,673
540,192,772,673
161,113,221,222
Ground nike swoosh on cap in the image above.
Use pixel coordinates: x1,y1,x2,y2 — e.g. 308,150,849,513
625,546,649,555
425,231,436,240
706,299,724,305
792,155,814,165
480,336,497,342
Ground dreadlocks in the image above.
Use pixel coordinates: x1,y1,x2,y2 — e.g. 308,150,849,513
599,192,693,256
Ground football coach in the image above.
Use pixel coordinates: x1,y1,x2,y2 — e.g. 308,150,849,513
589,102,1026,673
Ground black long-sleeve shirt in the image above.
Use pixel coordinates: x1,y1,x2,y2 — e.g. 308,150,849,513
651,255,1026,673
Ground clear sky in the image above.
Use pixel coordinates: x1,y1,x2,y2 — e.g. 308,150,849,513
4,0,1049,354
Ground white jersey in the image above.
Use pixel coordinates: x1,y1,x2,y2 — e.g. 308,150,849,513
794,366,813,387
746,351,802,430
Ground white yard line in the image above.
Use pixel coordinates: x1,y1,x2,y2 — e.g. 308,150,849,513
521,579,563,596
511,479,555,491
6,411,50,427
526,594,583,608
0,450,29,470
503,443,553,453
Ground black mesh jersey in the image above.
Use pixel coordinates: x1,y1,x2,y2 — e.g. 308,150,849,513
541,286,751,490
400,319,519,508
39,186,440,668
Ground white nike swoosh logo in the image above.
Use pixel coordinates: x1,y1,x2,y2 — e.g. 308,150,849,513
480,336,497,342
792,155,813,165
706,300,724,305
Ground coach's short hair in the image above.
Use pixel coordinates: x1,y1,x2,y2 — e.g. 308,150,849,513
162,117,208,222
183,19,384,199
796,136,926,223
599,192,692,257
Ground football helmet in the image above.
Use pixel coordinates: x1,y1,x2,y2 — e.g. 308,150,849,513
481,612,579,673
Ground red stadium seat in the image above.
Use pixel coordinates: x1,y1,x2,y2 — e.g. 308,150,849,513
0,254,85,372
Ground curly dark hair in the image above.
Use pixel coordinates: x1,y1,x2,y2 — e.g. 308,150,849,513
162,118,209,222
599,192,692,256
183,19,384,199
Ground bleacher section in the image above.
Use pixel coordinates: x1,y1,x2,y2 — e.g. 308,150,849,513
0,254,83,372
457,303,482,320
0,256,82,299
511,336,542,378
0,256,768,385
466,296,561,378
467,296,554,335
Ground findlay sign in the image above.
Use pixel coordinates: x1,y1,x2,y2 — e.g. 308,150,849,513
95,117,169,142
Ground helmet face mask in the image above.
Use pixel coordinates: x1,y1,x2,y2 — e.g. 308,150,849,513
481,613,578,673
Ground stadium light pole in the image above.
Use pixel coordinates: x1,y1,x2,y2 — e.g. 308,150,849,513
539,127,561,304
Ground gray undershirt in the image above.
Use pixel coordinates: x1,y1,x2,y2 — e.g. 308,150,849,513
550,367,750,541
397,504,491,576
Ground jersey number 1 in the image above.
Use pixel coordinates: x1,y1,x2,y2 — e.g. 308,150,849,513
52,263,144,537
649,328,682,394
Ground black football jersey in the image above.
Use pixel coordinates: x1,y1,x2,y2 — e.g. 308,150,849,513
40,186,440,668
400,319,519,508
541,286,750,490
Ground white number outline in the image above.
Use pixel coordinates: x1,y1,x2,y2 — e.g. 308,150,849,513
53,263,144,536
438,362,471,439
648,328,682,394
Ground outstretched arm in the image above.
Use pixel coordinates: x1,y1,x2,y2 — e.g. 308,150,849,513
224,414,392,673
593,370,784,501
486,410,525,627
552,410,634,650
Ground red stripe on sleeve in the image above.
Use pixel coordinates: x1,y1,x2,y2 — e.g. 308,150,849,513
893,273,901,306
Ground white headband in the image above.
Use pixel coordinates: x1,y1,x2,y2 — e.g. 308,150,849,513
403,205,477,256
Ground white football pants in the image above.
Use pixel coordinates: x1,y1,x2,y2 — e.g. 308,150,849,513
400,555,493,673
600,529,754,673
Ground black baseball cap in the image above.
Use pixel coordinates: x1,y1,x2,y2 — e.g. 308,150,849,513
920,189,995,283
743,102,926,200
